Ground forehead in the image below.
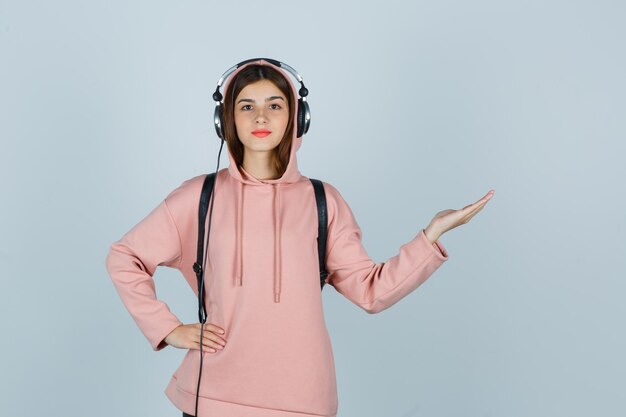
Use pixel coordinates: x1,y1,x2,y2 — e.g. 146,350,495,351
236,79,283,97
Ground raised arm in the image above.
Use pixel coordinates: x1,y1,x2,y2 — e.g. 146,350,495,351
323,182,449,314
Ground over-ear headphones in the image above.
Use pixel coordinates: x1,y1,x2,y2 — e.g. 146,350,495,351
212,57,311,140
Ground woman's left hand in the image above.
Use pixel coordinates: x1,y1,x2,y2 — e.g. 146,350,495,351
424,190,495,243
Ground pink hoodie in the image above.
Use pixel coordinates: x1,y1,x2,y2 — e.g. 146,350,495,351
105,59,449,417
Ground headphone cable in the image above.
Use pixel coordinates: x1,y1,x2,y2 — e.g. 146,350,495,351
195,136,226,417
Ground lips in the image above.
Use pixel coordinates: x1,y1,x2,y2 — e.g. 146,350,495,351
252,129,271,138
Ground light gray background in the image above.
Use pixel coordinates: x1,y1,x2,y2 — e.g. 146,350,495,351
1,1,624,416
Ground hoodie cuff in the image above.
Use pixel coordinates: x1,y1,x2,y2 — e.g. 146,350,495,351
153,320,184,351
419,229,449,261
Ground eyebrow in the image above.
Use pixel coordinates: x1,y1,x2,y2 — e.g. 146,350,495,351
236,96,285,104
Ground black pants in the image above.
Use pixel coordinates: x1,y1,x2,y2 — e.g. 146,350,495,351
182,413,194,417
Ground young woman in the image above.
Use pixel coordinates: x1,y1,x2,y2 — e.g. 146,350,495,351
106,58,494,417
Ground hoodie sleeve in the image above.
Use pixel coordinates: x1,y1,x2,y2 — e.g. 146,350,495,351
105,197,184,351
323,182,449,314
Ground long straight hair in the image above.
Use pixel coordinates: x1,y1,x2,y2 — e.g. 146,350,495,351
222,65,296,178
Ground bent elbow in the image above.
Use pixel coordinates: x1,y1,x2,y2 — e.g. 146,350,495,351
105,242,130,279
360,301,388,315
105,245,116,275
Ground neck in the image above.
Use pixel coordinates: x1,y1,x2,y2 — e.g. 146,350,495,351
241,152,278,180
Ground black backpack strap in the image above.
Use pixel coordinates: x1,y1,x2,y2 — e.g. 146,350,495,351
309,179,329,290
193,172,217,323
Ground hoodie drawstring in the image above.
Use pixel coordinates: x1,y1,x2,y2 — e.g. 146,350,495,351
274,183,282,303
234,180,283,303
235,181,244,287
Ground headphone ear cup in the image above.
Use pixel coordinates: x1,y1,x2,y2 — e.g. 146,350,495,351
299,98,310,136
296,98,305,138
214,104,224,140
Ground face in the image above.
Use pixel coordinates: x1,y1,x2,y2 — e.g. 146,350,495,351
234,79,290,156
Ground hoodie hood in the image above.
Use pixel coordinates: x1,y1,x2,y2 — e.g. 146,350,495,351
222,59,304,303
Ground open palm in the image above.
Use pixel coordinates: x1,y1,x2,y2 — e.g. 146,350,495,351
425,190,495,242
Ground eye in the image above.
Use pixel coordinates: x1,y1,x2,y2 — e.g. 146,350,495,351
270,103,282,110
241,104,252,111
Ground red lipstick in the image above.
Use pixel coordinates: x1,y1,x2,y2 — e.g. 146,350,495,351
252,128,271,138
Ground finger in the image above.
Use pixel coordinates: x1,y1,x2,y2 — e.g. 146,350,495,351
195,329,226,348
193,341,217,353
195,324,227,346
465,203,487,222
203,332,227,347
470,199,489,215
203,337,224,350
208,323,226,335
464,192,493,214
194,338,222,352
475,191,494,206
197,322,226,335
462,200,485,216
459,203,484,223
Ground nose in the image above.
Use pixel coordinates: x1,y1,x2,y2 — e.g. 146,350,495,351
255,107,268,124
